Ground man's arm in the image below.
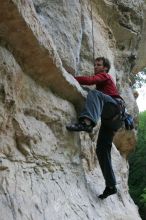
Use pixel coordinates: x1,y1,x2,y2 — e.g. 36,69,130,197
75,74,107,85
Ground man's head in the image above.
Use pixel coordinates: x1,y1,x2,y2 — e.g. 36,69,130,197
94,57,111,74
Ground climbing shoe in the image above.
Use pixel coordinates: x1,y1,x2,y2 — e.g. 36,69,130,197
66,121,93,133
98,186,117,199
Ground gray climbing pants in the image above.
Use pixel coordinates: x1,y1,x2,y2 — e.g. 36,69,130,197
79,89,123,187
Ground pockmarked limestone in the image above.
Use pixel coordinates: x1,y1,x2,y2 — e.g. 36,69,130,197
0,0,144,219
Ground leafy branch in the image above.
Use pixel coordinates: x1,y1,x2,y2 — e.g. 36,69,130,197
132,68,146,89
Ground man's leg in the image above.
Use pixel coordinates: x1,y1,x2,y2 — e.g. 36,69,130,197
66,90,107,132
79,90,106,124
96,124,117,199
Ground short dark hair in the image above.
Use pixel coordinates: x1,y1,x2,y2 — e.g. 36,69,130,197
95,57,111,73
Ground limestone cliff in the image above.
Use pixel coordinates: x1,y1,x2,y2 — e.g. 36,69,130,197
0,0,144,219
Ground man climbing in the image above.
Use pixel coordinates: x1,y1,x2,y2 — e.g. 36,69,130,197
66,57,125,199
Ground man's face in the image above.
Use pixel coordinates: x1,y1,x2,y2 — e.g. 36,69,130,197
94,59,107,74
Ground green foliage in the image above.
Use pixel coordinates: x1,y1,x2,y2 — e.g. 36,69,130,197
140,188,146,204
129,111,146,219
132,68,146,89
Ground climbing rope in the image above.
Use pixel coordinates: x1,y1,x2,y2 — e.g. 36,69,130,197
89,0,95,66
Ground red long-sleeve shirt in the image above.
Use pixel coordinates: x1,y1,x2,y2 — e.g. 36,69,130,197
75,72,121,98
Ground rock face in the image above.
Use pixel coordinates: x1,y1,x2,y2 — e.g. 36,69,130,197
0,0,144,219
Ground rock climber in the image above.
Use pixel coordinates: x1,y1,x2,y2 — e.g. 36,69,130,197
66,57,126,199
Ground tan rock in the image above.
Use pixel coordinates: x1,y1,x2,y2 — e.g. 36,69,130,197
114,129,137,157
0,0,143,219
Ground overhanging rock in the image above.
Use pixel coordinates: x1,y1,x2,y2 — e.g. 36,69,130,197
0,0,85,110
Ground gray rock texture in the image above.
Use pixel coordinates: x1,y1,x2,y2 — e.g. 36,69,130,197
0,0,144,219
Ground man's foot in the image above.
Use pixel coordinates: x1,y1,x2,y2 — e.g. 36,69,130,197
66,121,93,133
98,186,117,199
